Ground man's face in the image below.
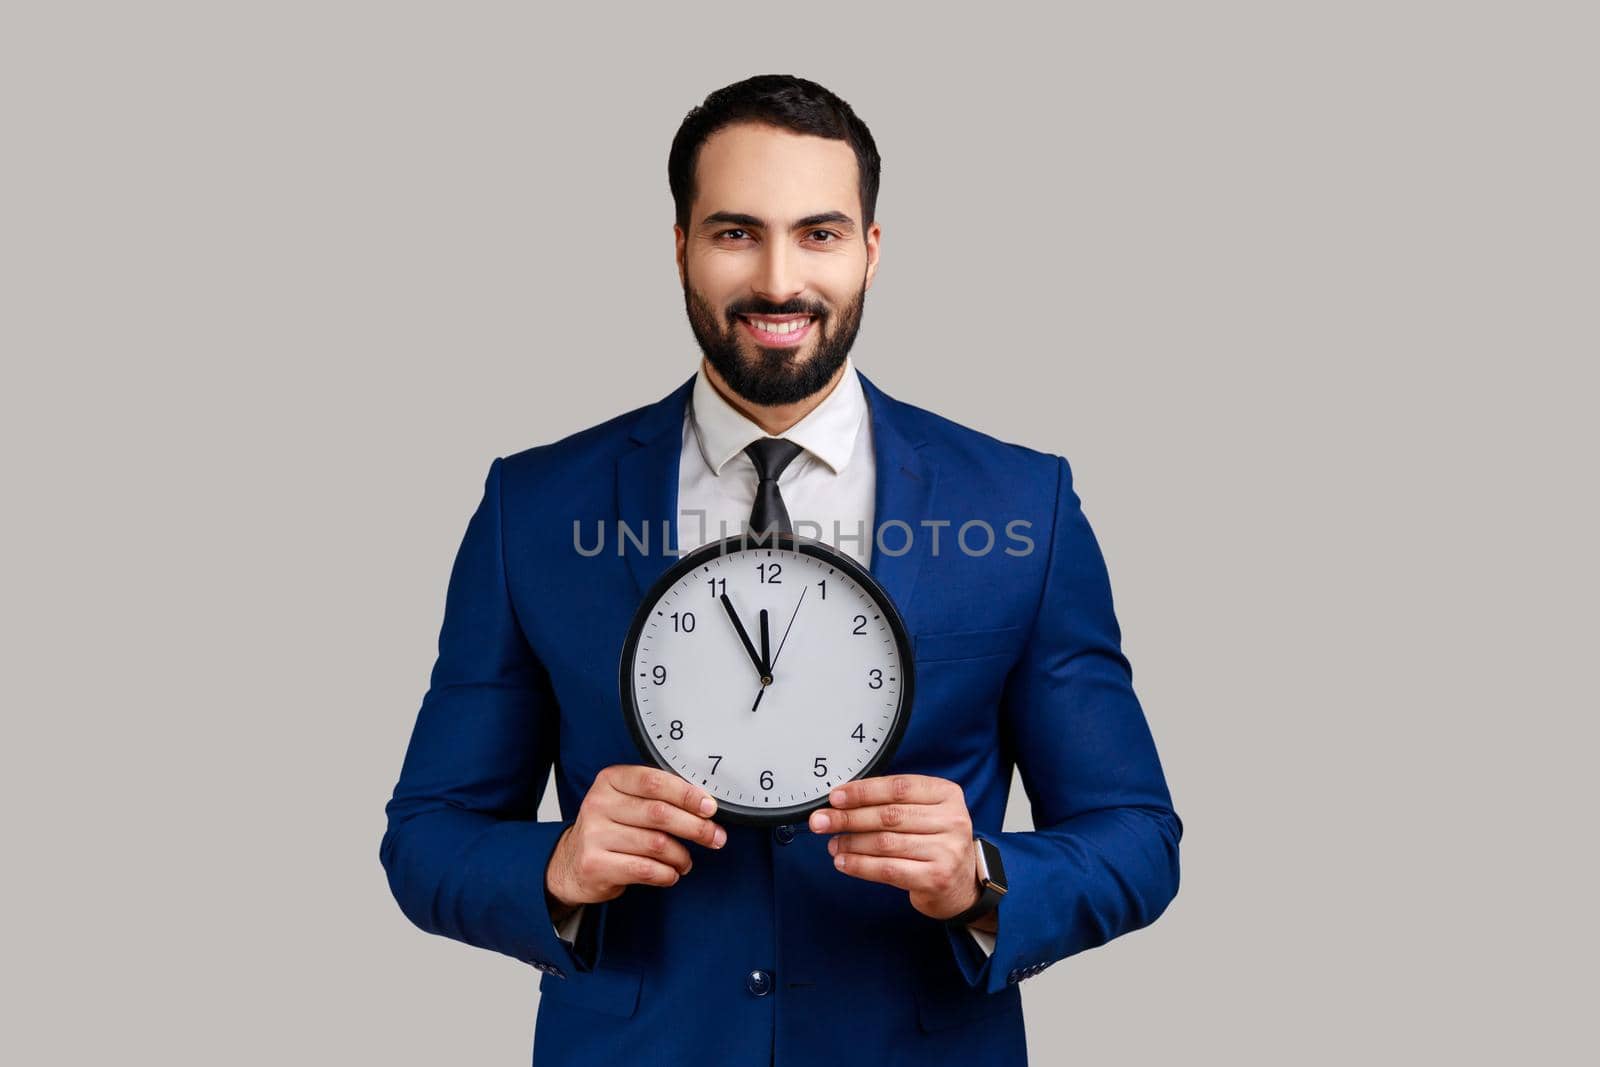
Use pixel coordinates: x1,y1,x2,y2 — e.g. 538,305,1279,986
675,122,881,406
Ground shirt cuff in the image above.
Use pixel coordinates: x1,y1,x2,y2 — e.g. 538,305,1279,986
554,903,586,946
966,923,997,957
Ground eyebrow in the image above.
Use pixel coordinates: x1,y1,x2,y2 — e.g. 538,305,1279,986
700,210,857,232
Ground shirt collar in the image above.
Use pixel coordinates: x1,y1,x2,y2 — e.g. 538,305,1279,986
689,356,866,476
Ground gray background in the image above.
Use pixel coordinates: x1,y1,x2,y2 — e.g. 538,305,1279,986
3,1,1593,1063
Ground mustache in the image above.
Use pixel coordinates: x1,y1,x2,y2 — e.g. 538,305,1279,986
727,301,827,319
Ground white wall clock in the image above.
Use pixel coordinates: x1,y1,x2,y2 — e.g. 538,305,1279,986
619,533,915,826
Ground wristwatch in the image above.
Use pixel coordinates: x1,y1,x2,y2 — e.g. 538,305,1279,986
945,836,1008,926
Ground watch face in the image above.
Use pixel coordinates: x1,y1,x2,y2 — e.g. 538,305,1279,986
619,533,915,825
977,838,1007,893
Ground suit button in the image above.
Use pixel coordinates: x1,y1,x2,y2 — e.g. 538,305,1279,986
1006,969,1019,985
746,969,773,997
773,823,796,845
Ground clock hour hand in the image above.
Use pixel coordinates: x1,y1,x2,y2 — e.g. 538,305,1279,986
720,593,770,682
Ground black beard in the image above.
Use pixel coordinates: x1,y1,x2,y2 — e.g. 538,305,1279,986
683,273,866,406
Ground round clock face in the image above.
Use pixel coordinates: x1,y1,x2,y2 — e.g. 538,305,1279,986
619,534,915,826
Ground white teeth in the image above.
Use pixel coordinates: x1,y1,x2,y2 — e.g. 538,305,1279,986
749,317,810,334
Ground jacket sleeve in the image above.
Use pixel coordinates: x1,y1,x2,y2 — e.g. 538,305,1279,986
946,455,1183,992
379,457,601,978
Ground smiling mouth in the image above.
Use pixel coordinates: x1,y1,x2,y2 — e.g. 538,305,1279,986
738,315,817,346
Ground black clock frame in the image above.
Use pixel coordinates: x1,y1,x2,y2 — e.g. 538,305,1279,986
618,532,916,827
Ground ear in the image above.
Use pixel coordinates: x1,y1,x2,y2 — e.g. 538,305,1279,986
863,220,882,291
674,224,687,288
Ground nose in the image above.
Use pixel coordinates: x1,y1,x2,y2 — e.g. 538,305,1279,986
752,237,803,307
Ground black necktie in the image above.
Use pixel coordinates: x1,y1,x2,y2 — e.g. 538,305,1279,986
744,438,805,536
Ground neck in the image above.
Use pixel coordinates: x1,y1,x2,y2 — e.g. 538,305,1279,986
702,358,848,436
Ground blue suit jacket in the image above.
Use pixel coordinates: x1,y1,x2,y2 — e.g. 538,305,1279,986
380,371,1182,1064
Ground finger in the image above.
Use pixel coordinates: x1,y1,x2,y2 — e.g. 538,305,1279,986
809,801,953,835
571,841,682,890
828,830,943,862
826,774,955,810
831,852,931,892
601,825,695,875
614,793,726,850
597,851,683,888
607,765,719,818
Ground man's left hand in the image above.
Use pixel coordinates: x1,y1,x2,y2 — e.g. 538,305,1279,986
809,774,980,922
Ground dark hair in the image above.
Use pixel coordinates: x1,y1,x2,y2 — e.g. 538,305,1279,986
668,74,881,236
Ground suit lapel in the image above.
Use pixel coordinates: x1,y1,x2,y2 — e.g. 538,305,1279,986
858,371,936,622
617,376,693,597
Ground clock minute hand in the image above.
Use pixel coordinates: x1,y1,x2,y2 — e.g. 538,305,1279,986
720,593,769,681
759,609,771,677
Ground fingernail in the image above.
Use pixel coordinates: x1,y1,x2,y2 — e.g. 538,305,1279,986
700,796,717,816
834,855,847,870
810,812,829,832
830,789,846,806
713,826,727,848
827,838,838,856
684,862,692,875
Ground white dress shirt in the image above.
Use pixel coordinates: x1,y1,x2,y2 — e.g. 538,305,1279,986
676,354,875,565
556,356,997,958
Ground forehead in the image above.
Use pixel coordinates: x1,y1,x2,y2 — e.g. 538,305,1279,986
692,122,861,221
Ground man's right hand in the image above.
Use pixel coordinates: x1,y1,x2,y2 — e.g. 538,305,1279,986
545,765,728,909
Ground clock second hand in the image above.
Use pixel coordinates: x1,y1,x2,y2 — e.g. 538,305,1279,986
768,585,808,673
